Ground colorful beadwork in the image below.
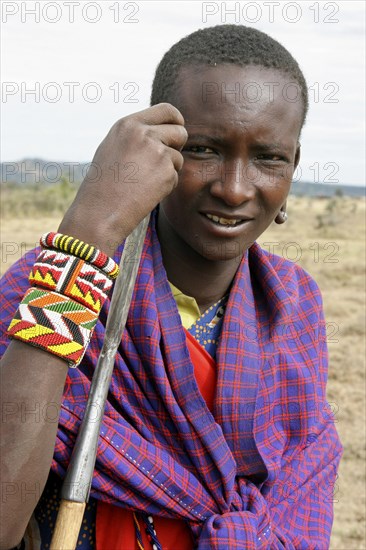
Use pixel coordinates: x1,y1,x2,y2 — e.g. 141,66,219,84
133,511,162,550
29,249,113,314
189,295,228,357
133,512,145,550
7,287,98,367
40,232,119,279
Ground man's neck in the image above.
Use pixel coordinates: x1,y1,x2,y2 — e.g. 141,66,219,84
157,217,240,314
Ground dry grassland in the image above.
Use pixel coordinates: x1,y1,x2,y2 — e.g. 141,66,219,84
1,191,365,549
258,196,366,550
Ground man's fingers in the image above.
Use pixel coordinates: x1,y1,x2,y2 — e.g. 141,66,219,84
129,103,185,127
155,124,188,151
169,148,184,173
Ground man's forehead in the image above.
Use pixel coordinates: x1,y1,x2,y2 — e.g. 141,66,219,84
175,64,303,111
177,63,296,87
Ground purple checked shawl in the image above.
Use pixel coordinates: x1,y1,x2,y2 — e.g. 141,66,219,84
0,215,342,549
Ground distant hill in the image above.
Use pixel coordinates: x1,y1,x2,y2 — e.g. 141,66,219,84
290,180,365,198
1,158,365,198
1,158,87,186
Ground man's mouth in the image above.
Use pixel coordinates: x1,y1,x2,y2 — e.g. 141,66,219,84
204,213,245,227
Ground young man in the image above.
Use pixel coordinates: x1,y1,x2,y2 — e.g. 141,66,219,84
0,25,342,549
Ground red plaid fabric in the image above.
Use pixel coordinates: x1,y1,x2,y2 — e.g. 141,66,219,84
0,213,342,549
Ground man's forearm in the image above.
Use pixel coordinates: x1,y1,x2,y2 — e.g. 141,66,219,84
0,340,68,549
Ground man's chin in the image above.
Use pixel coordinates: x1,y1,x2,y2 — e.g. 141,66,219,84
196,241,252,264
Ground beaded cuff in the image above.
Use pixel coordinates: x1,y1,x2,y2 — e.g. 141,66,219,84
40,232,119,279
7,287,98,367
29,249,113,314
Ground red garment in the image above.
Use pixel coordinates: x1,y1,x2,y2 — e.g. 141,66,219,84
96,329,216,549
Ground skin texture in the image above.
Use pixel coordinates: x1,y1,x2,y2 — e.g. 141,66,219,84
0,66,303,547
158,64,302,311
58,103,188,256
0,103,188,548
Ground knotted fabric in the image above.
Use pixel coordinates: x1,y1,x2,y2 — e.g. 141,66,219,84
0,213,342,548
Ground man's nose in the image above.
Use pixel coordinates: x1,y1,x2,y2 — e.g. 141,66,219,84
206,160,256,207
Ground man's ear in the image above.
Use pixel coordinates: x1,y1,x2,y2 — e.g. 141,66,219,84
294,142,301,170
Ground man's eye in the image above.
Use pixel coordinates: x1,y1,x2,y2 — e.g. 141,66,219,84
185,146,215,154
256,154,285,162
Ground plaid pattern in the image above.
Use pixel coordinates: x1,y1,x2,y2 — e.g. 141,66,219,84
0,213,342,549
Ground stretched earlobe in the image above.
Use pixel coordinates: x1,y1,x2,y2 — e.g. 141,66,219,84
275,210,288,224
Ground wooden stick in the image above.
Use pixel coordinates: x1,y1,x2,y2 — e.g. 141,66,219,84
50,501,86,550
50,216,150,549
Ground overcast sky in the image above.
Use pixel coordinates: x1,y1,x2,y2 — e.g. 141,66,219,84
1,0,365,185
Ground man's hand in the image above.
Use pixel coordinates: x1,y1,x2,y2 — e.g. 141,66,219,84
59,103,188,255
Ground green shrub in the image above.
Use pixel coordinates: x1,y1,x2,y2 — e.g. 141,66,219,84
1,178,79,218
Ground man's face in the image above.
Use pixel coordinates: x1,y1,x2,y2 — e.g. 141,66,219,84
158,64,303,263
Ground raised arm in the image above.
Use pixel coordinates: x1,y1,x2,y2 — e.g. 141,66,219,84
0,103,187,548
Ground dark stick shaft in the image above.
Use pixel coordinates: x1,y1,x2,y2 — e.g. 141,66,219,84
60,216,149,503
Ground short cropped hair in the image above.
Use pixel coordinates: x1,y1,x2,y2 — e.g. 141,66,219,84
151,24,309,126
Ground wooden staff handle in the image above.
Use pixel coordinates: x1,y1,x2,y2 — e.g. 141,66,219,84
48,216,150,549
50,500,86,549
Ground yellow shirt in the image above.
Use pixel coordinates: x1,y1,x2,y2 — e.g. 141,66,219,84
169,282,201,329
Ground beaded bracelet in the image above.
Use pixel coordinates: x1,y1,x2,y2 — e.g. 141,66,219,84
29,249,113,314
7,232,119,366
7,287,98,367
40,232,119,280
